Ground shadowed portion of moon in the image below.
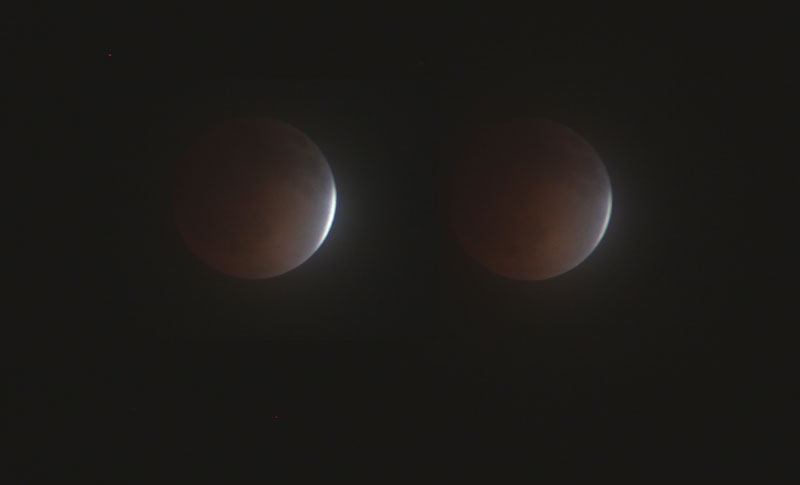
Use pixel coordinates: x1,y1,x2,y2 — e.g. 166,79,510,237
173,117,336,279
446,118,612,281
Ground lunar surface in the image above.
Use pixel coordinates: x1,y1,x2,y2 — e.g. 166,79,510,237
446,118,612,280
173,117,336,279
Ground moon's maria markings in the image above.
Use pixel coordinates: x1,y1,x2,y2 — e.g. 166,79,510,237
173,117,337,279
446,117,612,281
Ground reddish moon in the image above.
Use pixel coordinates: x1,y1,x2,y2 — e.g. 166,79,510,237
446,118,612,281
173,117,336,279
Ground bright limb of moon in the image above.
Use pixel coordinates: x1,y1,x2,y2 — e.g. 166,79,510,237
588,167,613,254
314,172,337,252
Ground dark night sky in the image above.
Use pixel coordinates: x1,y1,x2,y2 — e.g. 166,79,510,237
7,7,795,478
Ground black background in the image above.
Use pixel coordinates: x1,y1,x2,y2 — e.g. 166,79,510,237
6,5,795,479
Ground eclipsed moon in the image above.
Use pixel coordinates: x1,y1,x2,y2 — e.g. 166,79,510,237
173,117,336,279
446,118,612,281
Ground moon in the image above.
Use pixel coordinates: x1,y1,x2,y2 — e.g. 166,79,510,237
446,118,612,281
172,117,336,279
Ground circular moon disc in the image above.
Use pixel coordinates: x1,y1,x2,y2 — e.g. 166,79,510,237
446,118,612,281
173,117,336,279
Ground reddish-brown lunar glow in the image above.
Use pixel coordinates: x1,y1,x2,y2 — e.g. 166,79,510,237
446,118,612,280
173,118,336,279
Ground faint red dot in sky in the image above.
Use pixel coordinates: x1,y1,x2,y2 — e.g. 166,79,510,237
274,416,278,419
108,53,112,57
